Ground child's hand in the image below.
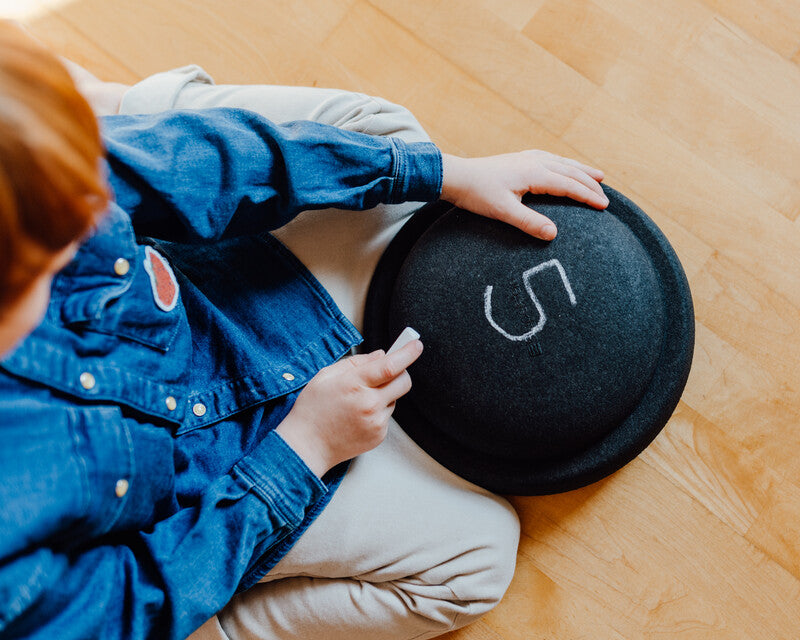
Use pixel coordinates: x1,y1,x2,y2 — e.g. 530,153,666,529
441,150,608,241
275,341,423,477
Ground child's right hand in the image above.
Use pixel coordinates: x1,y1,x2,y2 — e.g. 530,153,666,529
441,150,607,241
275,340,423,477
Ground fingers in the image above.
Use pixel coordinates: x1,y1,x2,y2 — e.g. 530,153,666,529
495,197,559,240
532,171,608,211
346,349,385,369
359,340,423,387
544,161,608,208
552,155,604,183
378,370,413,403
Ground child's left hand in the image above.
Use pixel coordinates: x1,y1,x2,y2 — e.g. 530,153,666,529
440,150,608,241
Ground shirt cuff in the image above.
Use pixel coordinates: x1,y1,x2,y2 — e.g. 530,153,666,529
387,138,443,204
234,430,328,527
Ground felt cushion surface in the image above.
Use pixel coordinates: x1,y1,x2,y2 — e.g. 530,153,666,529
363,185,694,495
388,203,665,460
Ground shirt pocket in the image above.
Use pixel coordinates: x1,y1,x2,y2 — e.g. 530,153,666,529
57,241,183,353
51,204,182,353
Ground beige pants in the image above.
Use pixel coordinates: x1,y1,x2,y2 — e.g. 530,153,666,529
119,67,520,640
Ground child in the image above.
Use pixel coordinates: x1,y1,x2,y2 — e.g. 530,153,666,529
0,21,607,640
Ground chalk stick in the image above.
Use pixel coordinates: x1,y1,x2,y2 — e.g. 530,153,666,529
387,327,421,354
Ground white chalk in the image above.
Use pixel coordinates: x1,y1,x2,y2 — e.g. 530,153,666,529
387,327,421,354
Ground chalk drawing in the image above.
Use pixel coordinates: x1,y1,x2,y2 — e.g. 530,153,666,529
484,259,577,341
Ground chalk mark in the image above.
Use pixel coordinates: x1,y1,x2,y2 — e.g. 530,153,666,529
484,259,576,341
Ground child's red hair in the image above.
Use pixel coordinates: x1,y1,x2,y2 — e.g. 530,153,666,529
0,21,109,308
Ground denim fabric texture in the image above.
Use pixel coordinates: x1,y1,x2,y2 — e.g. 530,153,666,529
0,107,442,640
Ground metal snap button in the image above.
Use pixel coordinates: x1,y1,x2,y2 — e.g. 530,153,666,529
79,372,96,390
282,372,295,381
114,257,130,276
192,402,207,417
115,478,129,498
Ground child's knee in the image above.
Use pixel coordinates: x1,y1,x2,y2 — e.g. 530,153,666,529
455,494,520,614
332,92,430,143
414,492,520,635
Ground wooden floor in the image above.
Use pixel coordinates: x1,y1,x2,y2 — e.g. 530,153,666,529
14,0,800,637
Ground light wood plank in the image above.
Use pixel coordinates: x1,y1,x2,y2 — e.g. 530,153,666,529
562,90,800,310
679,255,800,482
522,0,638,86
690,348,800,482
323,1,586,161
591,0,715,53
680,322,739,409
507,460,800,638
746,478,800,579
476,0,546,31
591,1,800,146
676,16,800,149
524,0,800,221
602,44,800,221
637,279,800,546
24,10,139,83
51,0,359,87
699,0,800,59
440,618,505,640
470,544,631,640
639,402,779,535
368,0,597,137
691,252,800,392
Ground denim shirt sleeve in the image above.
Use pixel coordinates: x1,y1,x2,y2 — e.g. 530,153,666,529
1,430,326,640
100,108,443,243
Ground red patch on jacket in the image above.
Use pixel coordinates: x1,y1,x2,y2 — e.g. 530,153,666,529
144,246,179,312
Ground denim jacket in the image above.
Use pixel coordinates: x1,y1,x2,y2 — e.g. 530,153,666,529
0,108,442,640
